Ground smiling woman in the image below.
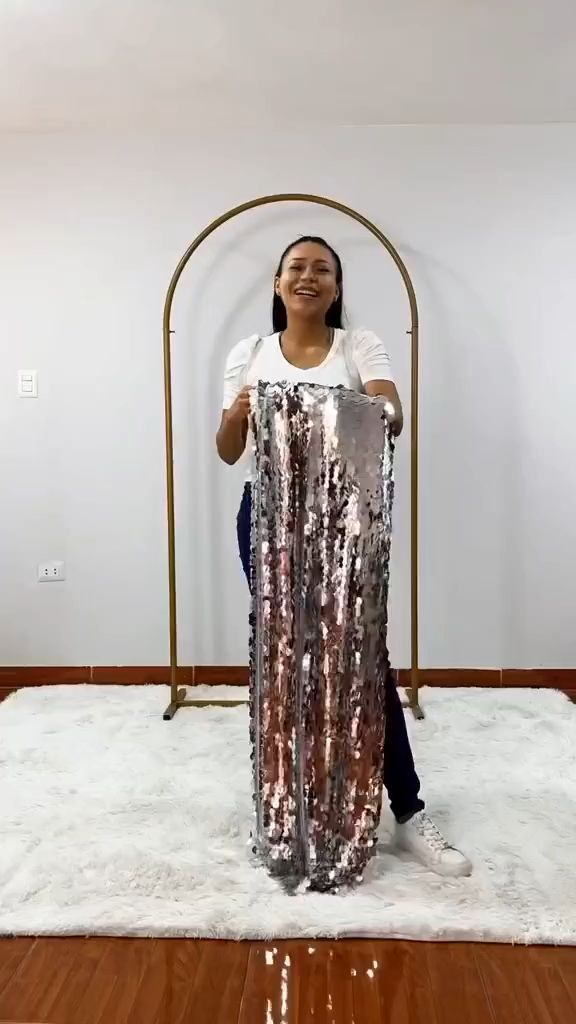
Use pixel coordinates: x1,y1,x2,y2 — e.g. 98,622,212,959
216,236,403,466
272,235,344,333
215,234,472,880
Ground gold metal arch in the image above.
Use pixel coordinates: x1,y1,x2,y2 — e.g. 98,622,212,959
162,193,423,720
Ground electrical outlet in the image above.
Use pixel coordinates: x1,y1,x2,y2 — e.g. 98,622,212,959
38,561,66,582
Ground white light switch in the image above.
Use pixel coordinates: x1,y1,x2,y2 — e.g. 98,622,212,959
18,370,38,398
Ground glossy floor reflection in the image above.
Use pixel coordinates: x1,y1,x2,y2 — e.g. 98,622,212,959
0,937,575,1023
241,941,405,1023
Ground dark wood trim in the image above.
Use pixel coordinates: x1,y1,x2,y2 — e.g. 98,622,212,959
91,666,193,685
194,665,249,685
397,668,502,687
0,666,91,685
1,666,575,699
501,668,576,689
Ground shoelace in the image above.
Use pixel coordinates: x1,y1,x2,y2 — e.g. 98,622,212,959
413,814,450,851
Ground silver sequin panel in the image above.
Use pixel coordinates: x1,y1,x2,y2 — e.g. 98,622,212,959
249,383,395,892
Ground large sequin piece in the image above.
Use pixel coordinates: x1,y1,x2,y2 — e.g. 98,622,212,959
249,383,395,891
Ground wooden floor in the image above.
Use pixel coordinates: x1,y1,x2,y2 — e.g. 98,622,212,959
0,937,574,1023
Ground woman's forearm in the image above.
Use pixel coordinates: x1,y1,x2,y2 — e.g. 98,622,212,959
216,414,248,465
364,380,403,435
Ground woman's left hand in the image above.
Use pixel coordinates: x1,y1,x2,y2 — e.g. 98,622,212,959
365,380,404,436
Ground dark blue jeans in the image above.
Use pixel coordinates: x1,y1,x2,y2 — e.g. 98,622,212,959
237,484,424,823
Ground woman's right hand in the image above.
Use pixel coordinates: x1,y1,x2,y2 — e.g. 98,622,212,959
228,385,252,425
216,387,252,464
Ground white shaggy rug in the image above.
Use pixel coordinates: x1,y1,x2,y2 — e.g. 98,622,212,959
1,684,575,943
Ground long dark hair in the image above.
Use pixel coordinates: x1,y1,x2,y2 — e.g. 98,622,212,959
272,235,344,332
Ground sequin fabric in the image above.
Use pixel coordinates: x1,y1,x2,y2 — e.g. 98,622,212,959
248,382,395,892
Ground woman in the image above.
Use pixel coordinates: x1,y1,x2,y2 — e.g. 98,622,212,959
217,236,471,878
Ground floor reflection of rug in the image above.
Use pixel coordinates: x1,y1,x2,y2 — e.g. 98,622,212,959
1,684,575,943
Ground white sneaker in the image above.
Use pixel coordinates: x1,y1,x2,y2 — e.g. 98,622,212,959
396,810,472,878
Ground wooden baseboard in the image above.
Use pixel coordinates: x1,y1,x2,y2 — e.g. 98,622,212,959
193,666,250,686
398,668,576,690
1,666,576,697
397,668,501,687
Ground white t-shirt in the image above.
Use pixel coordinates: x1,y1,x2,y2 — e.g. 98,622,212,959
222,328,394,410
222,328,395,480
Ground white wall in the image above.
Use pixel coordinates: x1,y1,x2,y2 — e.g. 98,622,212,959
1,126,575,669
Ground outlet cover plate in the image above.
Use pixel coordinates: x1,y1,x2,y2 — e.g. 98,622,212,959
38,561,66,582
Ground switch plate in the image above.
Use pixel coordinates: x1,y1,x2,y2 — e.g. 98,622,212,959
38,561,66,582
18,370,38,398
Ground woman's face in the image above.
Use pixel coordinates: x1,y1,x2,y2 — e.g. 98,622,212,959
275,241,339,324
